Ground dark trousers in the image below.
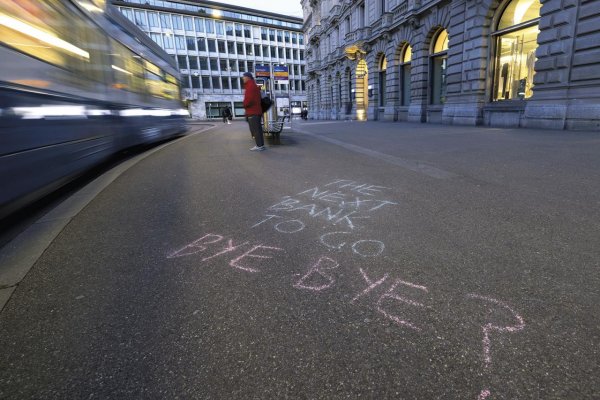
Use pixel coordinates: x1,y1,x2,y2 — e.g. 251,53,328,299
247,115,264,147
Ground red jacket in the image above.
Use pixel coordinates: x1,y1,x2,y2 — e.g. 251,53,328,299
243,79,262,116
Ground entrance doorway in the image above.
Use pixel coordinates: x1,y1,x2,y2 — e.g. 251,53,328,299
355,59,369,120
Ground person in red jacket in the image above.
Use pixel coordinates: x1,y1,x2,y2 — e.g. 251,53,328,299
242,72,266,151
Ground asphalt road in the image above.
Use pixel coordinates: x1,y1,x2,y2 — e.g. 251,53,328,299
0,120,599,399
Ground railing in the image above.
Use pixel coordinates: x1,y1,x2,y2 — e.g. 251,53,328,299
345,27,370,43
308,24,322,39
330,5,341,20
393,2,409,21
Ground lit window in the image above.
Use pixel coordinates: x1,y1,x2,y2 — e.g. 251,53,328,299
493,0,541,101
400,45,412,106
430,29,448,105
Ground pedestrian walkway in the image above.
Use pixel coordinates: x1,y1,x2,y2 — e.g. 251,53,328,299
1,120,599,399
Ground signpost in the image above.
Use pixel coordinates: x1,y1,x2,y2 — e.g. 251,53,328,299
254,64,292,131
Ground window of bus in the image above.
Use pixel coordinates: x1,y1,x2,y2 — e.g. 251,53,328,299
430,29,448,105
144,59,177,100
0,2,104,81
111,40,145,94
400,45,412,106
492,0,541,101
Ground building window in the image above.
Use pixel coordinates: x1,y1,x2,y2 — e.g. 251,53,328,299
299,34,304,45
237,43,244,55
205,20,214,34
200,57,209,70
202,75,211,89
163,34,174,49
206,102,231,118
292,33,297,44
181,74,190,88
232,78,240,90
191,76,200,89
271,47,277,58
244,25,252,38
227,41,235,54
160,13,171,29
134,10,147,28
197,38,206,52
430,29,448,105
218,40,226,53
254,44,261,57
246,43,253,55
360,5,365,28
150,33,162,47
186,37,196,51
379,57,387,107
209,58,218,71
189,57,198,70
184,17,194,31
177,55,187,69
493,0,541,101
194,18,204,33
175,35,185,50
222,77,230,90
220,59,229,72
261,28,268,40
285,31,290,43
172,15,183,31
214,21,223,35
226,23,234,36
212,76,221,90
269,29,275,41
263,45,269,58
400,45,412,106
208,39,216,52
234,101,245,116
148,12,159,28
277,30,283,42
235,24,243,37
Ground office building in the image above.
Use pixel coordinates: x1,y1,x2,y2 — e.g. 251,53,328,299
114,0,307,119
302,0,600,130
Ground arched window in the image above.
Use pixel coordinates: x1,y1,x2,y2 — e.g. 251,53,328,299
379,56,387,107
430,29,448,105
400,45,412,106
493,0,541,101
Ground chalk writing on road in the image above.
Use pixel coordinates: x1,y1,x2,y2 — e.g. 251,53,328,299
167,179,526,398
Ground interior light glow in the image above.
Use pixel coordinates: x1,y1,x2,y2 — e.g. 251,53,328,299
172,109,190,116
77,1,104,13
12,105,87,119
111,65,133,75
0,14,89,59
120,109,172,117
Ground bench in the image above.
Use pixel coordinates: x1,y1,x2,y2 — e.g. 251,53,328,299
263,115,288,141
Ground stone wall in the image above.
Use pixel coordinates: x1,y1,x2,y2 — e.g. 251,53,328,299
303,0,600,130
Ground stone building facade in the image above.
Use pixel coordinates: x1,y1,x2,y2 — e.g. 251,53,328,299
302,0,600,130
114,0,308,120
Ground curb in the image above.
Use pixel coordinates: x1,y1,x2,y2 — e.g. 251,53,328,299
0,124,215,312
